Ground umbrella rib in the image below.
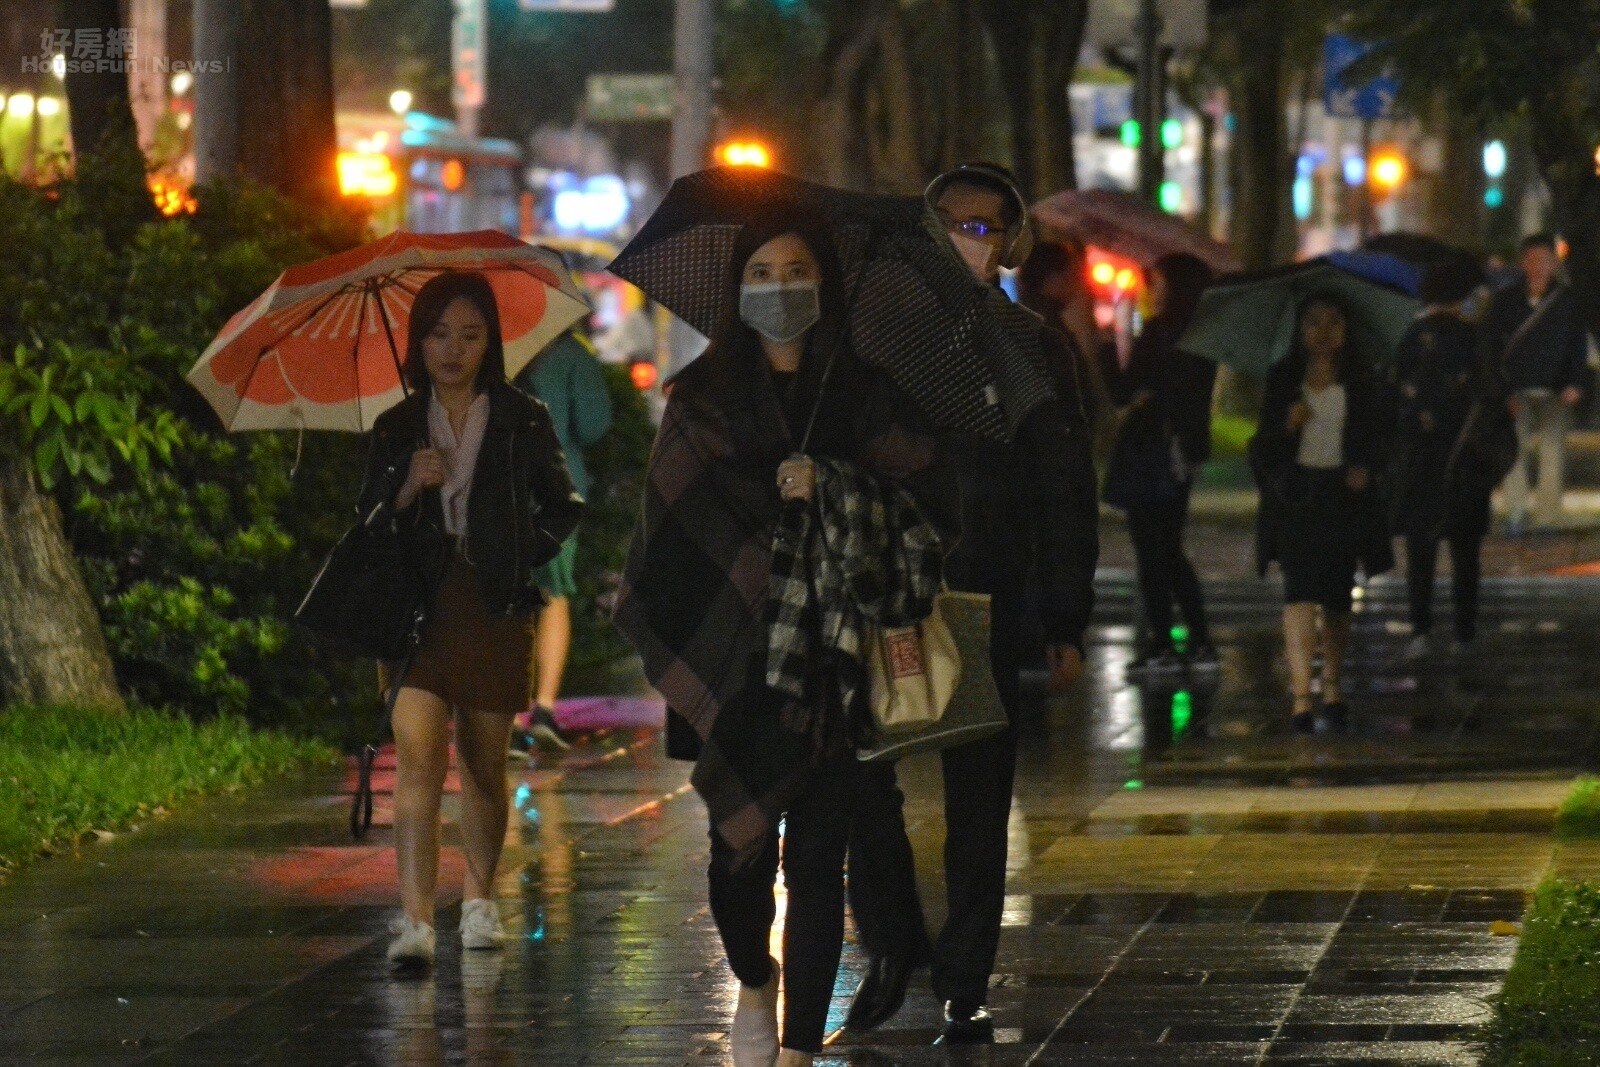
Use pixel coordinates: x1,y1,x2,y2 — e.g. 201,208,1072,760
233,284,355,412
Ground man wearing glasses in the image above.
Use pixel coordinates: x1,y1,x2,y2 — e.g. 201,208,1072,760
845,164,1099,1044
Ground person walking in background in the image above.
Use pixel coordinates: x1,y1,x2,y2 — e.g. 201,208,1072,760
364,272,584,969
1251,295,1392,735
1101,253,1218,674
1018,237,1111,446
1395,259,1500,659
843,164,1098,1046
1485,233,1592,532
510,323,613,753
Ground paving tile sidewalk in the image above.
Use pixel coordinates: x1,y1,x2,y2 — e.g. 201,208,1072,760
0,576,1595,1065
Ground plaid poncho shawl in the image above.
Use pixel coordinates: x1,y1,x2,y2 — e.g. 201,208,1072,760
614,357,832,858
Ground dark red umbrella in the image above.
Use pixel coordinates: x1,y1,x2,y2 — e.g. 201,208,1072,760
1032,189,1242,275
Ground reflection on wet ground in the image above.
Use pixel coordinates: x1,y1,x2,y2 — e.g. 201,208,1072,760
1,575,1598,1064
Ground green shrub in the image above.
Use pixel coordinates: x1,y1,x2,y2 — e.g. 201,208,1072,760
1481,879,1600,1065
0,168,372,730
0,704,335,877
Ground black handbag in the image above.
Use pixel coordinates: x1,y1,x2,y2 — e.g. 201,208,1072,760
296,501,431,662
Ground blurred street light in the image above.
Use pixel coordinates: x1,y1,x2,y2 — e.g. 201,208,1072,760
36,97,60,117
1369,149,1407,193
716,140,772,168
171,71,194,96
337,151,398,197
389,89,413,116
8,93,35,118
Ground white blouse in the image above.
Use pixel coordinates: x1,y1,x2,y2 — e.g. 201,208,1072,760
1296,384,1346,469
427,392,491,538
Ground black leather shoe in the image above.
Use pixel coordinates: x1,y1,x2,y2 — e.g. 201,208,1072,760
934,1003,993,1045
844,954,915,1032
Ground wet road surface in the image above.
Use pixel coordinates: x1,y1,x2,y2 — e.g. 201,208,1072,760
2,570,1599,1065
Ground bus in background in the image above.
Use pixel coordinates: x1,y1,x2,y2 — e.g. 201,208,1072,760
336,111,520,236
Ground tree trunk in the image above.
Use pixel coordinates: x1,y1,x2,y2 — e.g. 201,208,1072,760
236,0,339,207
811,1,885,189
1423,94,1486,251
938,0,984,172
978,0,1037,196
0,455,123,710
1027,0,1088,198
1222,7,1289,269
869,5,925,194
192,0,242,183
60,0,140,159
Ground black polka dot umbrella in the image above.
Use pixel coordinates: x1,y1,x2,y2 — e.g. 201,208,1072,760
609,166,1055,444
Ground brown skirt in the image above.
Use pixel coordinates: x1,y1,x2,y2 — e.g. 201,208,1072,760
380,550,534,716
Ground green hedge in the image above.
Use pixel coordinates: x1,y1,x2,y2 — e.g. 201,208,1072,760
1481,879,1600,1065
0,705,335,876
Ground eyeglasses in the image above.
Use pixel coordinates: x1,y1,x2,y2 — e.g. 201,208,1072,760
938,212,1006,239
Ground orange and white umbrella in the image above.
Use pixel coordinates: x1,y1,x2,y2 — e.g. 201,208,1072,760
188,230,590,432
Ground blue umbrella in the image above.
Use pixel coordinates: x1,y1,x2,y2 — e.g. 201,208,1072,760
1325,249,1423,296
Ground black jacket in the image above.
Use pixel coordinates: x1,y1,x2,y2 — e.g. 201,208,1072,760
1102,316,1219,467
1485,280,1590,394
895,315,1099,651
357,382,585,617
1250,356,1393,580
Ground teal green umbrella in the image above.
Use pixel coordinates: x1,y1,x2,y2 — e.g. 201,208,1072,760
1178,257,1422,377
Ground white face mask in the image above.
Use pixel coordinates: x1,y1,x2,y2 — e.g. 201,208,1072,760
739,281,822,344
949,230,1000,282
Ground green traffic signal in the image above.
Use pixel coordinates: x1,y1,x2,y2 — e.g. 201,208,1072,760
1161,118,1184,150
1120,119,1141,148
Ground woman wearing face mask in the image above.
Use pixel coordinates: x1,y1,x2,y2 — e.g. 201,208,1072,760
359,272,583,969
1251,295,1393,734
615,218,933,1067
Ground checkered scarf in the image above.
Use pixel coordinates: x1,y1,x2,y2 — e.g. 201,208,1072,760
766,458,943,740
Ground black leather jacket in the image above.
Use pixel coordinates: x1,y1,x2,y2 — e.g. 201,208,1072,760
357,382,585,617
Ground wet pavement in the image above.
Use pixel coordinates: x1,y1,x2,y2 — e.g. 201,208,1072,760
2,560,1600,1064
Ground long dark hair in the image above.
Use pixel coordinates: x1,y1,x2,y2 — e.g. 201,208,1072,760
402,271,507,396
1150,252,1213,338
685,216,849,447
1284,291,1362,387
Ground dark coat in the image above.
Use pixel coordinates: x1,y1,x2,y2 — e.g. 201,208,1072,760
1392,311,1494,539
895,310,1099,651
1250,355,1394,580
1102,315,1219,467
1485,280,1591,394
357,382,584,618
612,340,924,855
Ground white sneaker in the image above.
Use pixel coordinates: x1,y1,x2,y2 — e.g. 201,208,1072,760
386,914,436,968
730,958,780,1067
459,898,507,950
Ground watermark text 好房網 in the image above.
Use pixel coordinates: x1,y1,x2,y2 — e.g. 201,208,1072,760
21,28,229,76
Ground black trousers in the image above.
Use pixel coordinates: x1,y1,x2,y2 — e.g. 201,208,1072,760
1126,489,1209,652
847,590,1024,1013
707,757,858,1054
1406,530,1485,642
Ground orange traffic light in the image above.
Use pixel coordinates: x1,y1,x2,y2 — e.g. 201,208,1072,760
1369,150,1407,193
630,360,660,391
717,140,773,168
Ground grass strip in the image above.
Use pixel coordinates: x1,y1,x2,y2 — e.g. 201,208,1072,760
1481,879,1600,1065
0,704,336,877
1554,776,1600,839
